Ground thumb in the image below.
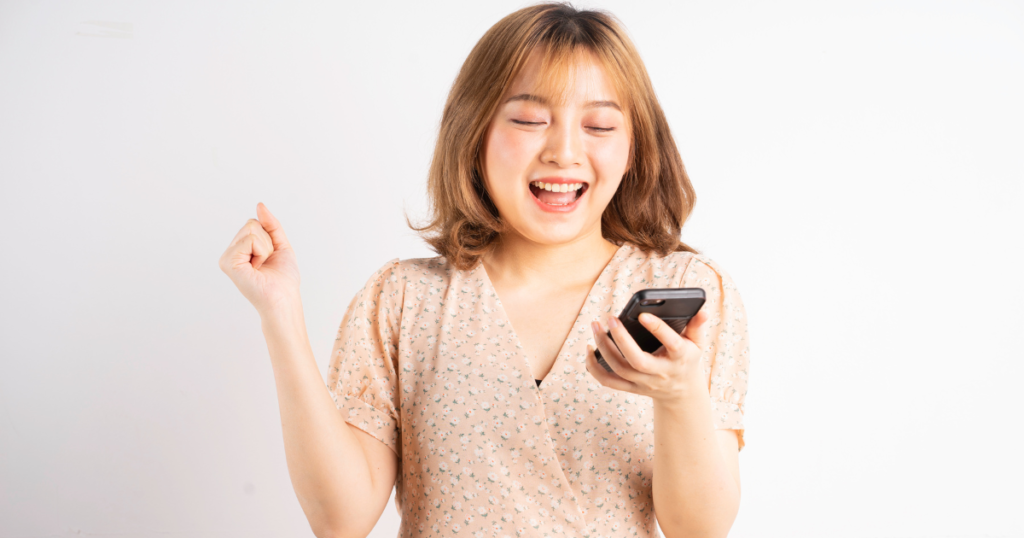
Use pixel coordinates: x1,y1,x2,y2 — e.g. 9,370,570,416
256,202,292,251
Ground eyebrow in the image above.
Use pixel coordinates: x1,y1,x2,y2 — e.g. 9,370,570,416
504,93,621,111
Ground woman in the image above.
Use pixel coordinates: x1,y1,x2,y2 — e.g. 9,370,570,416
219,4,749,538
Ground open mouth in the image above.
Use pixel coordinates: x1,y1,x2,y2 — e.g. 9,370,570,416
528,180,588,207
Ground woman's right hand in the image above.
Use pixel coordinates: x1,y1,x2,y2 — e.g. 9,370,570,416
219,202,302,317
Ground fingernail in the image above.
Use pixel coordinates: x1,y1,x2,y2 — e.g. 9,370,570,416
608,316,619,328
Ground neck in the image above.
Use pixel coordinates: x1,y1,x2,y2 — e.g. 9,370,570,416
483,228,621,285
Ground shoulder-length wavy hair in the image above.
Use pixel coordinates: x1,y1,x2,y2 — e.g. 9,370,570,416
411,2,697,270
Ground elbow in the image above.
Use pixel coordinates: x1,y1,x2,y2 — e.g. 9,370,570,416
302,503,342,538
312,522,352,538
660,524,735,538
658,496,741,538
314,519,375,538
309,518,339,538
311,527,333,538
299,491,376,538
307,510,352,538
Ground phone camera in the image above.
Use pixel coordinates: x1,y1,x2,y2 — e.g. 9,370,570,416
640,299,665,306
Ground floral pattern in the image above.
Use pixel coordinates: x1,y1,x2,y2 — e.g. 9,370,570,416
326,242,749,538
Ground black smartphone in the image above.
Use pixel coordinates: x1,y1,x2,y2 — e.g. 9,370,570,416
594,288,706,372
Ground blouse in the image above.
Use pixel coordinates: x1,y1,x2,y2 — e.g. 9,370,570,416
325,242,750,538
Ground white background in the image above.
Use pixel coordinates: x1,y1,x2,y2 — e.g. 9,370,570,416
1,1,1022,537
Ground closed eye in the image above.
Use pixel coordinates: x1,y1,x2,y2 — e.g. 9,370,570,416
511,120,546,126
587,126,615,132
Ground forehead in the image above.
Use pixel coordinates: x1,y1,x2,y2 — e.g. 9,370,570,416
503,47,621,108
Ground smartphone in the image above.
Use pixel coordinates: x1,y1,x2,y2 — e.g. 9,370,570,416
594,288,706,372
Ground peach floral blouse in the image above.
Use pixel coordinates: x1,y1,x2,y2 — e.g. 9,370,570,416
326,242,749,538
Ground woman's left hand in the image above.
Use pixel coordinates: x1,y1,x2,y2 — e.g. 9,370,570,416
586,309,710,403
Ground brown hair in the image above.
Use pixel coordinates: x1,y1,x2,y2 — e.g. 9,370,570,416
410,2,697,270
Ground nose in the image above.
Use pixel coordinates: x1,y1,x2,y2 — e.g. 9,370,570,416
541,120,583,168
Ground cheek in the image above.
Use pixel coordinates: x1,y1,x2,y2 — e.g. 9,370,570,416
485,126,537,181
588,136,631,189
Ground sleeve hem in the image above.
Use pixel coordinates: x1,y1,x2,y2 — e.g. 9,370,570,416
717,428,745,452
710,398,745,451
337,394,400,456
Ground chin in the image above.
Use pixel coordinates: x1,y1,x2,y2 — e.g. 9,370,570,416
518,222,590,246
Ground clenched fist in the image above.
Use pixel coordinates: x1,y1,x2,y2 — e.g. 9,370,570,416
218,203,302,317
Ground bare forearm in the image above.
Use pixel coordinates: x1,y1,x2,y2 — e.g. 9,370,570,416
652,387,740,538
260,306,376,537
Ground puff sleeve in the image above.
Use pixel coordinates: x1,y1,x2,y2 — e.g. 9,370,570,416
326,259,405,455
680,255,751,450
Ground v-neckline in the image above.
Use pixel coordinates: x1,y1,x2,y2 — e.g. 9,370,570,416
477,242,630,390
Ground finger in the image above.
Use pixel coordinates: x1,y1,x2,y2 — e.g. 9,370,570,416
229,219,269,250
231,219,273,270
256,203,293,252
682,308,711,355
605,315,657,373
251,230,276,270
638,312,688,358
229,222,255,247
219,233,258,277
585,345,635,392
591,321,644,382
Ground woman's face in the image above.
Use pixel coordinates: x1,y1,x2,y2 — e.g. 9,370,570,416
482,50,631,247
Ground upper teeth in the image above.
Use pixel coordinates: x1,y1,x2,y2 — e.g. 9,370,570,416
531,181,584,193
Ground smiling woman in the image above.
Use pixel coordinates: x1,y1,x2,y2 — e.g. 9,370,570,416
219,3,749,538
412,5,697,270
483,49,631,233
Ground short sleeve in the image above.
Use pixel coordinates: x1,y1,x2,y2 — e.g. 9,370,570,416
326,259,404,455
680,255,751,450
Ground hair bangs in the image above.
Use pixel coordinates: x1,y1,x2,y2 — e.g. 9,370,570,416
522,42,632,124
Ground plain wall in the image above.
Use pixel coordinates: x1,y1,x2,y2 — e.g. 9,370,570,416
1,1,1022,537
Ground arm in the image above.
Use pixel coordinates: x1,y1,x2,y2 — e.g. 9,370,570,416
649,257,748,537
651,390,740,538
262,306,398,538
588,311,741,538
219,204,399,538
